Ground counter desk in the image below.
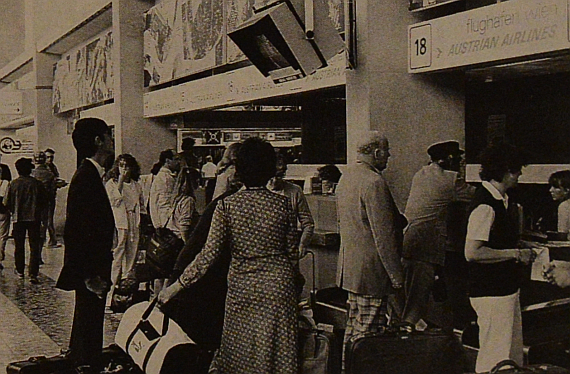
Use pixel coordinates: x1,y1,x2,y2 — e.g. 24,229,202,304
299,194,340,299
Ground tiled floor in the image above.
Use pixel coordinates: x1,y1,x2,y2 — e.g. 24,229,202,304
0,239,122,370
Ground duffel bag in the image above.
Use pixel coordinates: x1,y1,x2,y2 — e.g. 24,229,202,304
115,299,205,374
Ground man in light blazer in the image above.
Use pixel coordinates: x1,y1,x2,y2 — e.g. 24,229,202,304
56,118,115,371
336,131,405,367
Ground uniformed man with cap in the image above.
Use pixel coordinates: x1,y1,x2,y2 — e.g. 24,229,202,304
401,140,476,328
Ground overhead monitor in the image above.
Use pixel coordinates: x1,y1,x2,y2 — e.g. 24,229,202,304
228,0,344,83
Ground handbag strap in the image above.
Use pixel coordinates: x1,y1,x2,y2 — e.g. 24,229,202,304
490,360,523,374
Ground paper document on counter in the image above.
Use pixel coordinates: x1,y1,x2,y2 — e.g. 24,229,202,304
531,247,549,282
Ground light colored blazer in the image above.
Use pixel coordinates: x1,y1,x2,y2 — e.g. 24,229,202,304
403,163,475,265
336,162,405,297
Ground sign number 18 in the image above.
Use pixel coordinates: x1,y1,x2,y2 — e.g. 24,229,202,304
409,24,431,69
415,38,428,55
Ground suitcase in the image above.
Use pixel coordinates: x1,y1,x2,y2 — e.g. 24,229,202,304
299,315,339,374
6,353,74,374
471,359,570,373
345,326,467,374
527,338,570,369
6,345,140,374
299,251,342,374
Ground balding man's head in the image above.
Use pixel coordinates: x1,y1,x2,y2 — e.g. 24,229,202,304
356,131,388,155
355,131,390,171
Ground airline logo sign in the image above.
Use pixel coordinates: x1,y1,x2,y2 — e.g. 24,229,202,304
408,0,570,73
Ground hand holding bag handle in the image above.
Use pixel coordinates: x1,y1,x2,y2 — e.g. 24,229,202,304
125,298,170,368
490,360,525,373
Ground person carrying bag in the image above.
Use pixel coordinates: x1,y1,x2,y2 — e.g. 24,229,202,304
145,213,184,279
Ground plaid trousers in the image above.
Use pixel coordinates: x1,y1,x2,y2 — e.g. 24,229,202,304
342,292,388,369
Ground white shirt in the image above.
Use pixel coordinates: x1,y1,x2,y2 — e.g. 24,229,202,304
466,181,508,242
201,162,217,179
86,158,105,179
558,199,570,233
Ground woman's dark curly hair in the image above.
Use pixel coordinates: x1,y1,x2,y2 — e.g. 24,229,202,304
235,138,276,187
549,170,570,190
478,143,528,182
107,154,141,182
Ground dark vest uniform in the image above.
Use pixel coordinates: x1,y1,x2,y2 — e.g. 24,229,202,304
468,186,523,298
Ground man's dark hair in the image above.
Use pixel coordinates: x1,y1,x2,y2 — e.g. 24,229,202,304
318,164,342,184
479,143,528,182
159,149,175,165
45,148,55,154
181,137,196,151
72,118,110,157
15,158,34,176
0,164,12,181
236,138,276,187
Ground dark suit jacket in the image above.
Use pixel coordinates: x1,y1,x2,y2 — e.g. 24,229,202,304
56,160,115,291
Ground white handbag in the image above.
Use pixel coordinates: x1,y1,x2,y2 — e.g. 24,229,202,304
115,299,198,374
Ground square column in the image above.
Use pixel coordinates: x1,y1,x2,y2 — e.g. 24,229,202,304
346,0,466,206
112,0,176,172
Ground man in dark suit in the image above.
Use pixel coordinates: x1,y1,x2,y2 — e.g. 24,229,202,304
56,118,115,370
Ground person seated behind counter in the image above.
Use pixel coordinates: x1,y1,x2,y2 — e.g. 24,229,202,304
543,170,570,288
464,143,539,373
548,170,570,239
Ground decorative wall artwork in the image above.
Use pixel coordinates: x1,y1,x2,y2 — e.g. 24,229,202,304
52,30,114,114
143,0,344,87
225,0,256,64
144,0,225,87
327,0,344,34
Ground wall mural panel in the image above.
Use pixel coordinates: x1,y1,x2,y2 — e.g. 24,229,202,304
52,30,114,114
144,0,225,87
144,0,344,87
225,0,255,64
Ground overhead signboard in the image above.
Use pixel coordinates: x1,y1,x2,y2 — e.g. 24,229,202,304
144,53,345,117
408,0,570,73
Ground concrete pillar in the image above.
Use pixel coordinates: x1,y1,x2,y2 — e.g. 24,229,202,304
346,0,465,208
112,0,176,173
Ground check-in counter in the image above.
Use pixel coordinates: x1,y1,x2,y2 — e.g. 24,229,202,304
462,240,570,366
299,194,340,298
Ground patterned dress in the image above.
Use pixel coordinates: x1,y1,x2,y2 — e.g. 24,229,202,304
179,188,299,374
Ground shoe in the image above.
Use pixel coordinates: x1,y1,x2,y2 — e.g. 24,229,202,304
29,276,39,284
47,242,62,248
14,269,24,278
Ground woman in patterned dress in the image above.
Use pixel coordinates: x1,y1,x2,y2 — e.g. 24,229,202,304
158,137,299,374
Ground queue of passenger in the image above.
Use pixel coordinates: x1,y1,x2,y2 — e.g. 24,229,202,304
6,117,570,373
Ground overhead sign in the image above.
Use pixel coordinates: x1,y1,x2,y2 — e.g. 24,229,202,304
0,91,22,115
144,53,345,117
408,0,570,73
